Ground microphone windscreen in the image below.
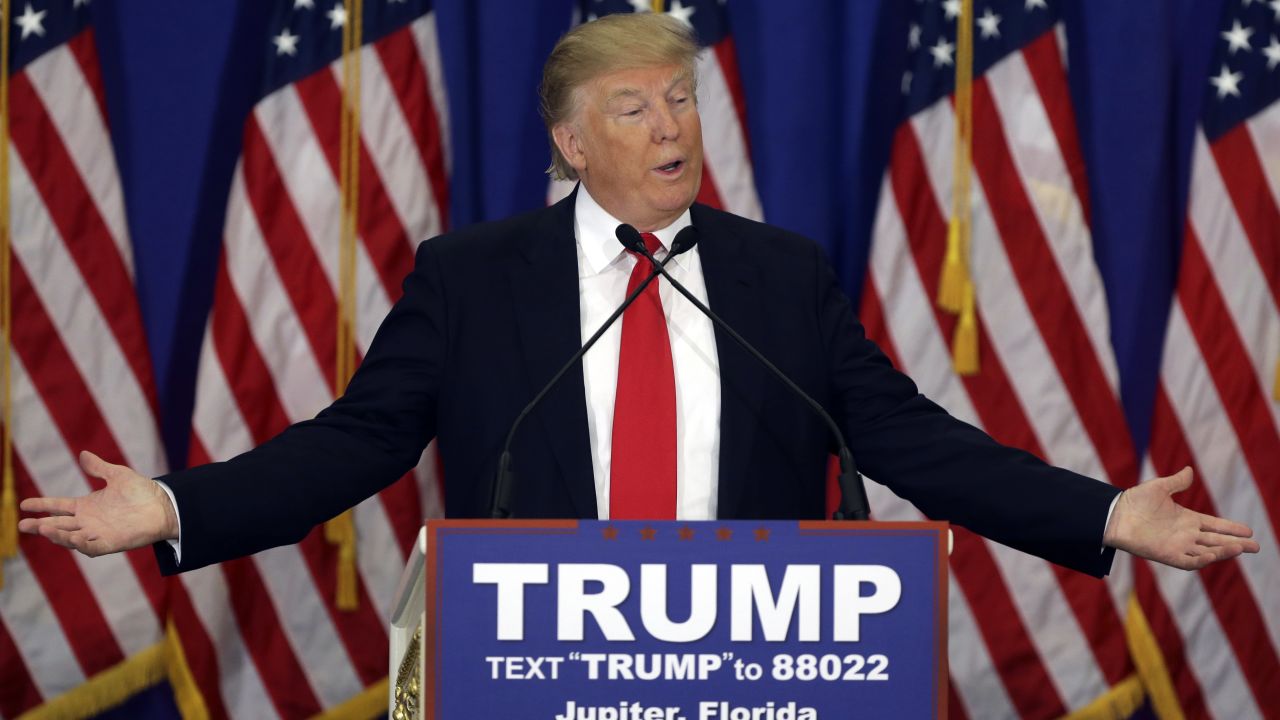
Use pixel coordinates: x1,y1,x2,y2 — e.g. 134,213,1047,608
671,225,700,255
614,224,644,253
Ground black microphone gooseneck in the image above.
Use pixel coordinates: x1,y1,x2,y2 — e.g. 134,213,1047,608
616,223,871,521
489,226,700,518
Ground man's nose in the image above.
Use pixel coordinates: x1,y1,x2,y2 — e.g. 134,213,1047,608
650,102,680,141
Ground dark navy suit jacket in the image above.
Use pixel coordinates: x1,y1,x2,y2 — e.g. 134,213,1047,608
155,194,1120,577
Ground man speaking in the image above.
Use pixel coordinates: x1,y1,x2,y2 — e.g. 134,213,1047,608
19,13,1258,577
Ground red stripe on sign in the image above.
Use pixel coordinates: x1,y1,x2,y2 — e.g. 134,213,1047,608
970,76,1138,491
292,73,416,303
1148,383,1280,712
696,162,725,210
1019,31,1092,225
65,29,111,132
1132,559,1211,720
889,124,1067,719
1208,124,1280,315
374,25,451,236
7,73,158,400
1177,228,1280,536
0,586,49,718
712,37,752,154
239,120,339,382
14,456,125,677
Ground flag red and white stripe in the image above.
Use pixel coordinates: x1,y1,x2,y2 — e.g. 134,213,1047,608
166,9,451,717
863,24,1139,719
1138,99,1280,720
0,26,170,718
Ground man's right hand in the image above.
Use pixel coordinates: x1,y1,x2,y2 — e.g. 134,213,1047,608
18,450,178,557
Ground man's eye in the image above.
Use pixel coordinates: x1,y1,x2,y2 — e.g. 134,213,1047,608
622,108,642,117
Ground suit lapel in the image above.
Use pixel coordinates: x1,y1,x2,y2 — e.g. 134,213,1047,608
692,205,766,519
506,192,597,517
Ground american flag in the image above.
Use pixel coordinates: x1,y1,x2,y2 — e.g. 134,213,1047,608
548,0,763,221
861,0,1141,717
1,0,170,716
164,0,450,716
1138,0,1280,717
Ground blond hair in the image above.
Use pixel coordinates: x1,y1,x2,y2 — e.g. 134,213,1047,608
539,13,700,181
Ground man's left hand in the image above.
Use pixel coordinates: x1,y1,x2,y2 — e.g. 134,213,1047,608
1105,466,1260,570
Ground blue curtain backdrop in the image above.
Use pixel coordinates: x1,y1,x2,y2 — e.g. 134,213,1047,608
80,1,1218,714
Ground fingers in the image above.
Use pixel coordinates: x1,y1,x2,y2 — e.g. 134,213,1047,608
1196,530,1261,554
1198,513,1256,540
19,496,76,516
23,521,102,555
18,515,82,534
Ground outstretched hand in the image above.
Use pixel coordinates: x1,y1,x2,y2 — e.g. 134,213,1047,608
17,451,178,557
1105,467,1260,570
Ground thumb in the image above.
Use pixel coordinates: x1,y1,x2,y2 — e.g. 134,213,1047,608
1156,466,1194,495
79,450,115,484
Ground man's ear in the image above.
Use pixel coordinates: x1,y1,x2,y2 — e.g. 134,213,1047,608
552,123,588,175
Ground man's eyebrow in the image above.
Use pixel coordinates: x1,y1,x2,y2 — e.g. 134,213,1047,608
602,71,693,104
604,87,643,104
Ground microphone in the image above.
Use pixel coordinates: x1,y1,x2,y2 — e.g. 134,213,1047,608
615,223,872,521
489,226,699,518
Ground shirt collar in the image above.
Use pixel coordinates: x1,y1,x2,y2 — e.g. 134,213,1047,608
573,183,693,276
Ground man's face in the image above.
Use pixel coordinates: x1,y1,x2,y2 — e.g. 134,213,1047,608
554,63,703,232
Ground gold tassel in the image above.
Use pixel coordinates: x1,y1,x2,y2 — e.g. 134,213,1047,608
1272,358,1280,401
326,0,364,613
336,523,358,612
0,476,16,556
940,0,974,316
327,509,358,610
952,281,980,376
937,219,968,313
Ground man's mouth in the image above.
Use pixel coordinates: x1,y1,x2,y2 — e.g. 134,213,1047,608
654,159,684,174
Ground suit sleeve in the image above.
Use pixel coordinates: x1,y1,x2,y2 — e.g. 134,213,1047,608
814,245,1121,577
152,240,449,574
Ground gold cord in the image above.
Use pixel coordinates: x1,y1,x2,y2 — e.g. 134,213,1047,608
325,0,364,612
1,0,20,588
940,0,979,375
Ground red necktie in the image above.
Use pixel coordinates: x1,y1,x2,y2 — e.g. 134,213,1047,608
610,232,677,519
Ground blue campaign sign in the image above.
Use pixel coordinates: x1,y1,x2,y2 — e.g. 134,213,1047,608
425,520,948,720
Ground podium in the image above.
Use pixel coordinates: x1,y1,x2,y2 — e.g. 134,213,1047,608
389,520,949,719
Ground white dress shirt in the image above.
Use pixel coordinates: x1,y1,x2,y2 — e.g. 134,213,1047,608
574,186,721,520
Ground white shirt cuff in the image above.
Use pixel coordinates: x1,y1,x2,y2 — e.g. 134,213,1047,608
1102,491,1121,553
155,479,183,565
